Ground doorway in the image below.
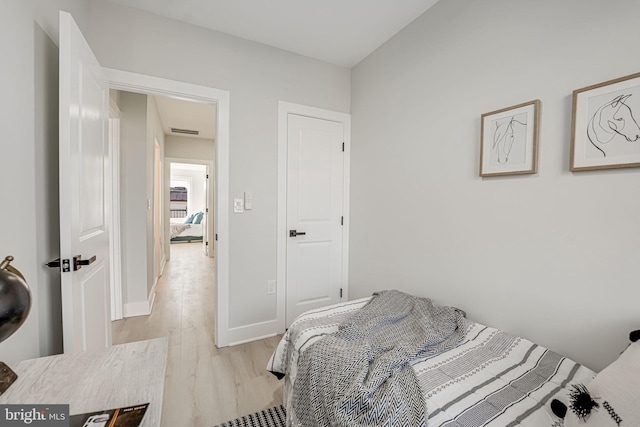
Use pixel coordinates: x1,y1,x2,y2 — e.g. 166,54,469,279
167,160,214,258
106,68,231,347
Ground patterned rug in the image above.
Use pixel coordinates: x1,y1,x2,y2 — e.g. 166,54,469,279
214,405,286,427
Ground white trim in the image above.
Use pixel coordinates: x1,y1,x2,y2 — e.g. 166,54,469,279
160,256,166,276
108,100,123,321
227,320,279,346
149,285,157,312
230,333,278,347
277,101,351,332
153,137,163,285
105,68,231,347
123,290,156,317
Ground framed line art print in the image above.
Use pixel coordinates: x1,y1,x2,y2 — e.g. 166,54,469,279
480,99,540,177
571,72,640,171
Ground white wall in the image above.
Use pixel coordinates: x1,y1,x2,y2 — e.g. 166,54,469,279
0,0,88,361
350,0,640,371
115,90,165,313
85,0,351,332
34,11,63,358
165,135,214,162
119,91,151,310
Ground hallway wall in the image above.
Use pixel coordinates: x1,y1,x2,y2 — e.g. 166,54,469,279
85,0,351,333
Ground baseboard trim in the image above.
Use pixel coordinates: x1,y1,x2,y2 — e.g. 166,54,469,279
227,320,278,346
148,289,156,313
123,289,156,318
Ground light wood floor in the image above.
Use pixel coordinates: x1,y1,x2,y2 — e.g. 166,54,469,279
112,243,284,426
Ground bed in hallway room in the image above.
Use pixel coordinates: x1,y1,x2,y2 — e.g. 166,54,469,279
267,290,596,427
170,212,204,243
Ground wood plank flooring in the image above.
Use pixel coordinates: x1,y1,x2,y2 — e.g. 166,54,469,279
112,243,284,426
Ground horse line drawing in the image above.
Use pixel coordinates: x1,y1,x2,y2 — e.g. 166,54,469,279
492,114,527,165
587,94,640,157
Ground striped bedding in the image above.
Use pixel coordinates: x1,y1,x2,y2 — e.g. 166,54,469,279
267,297,595,427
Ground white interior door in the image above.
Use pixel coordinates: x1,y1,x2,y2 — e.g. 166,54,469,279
286,114,344,324
59,11,111,353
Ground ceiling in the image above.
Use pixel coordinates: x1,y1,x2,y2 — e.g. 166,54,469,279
104,0,441,67
154,95,216,141
125,1,441,138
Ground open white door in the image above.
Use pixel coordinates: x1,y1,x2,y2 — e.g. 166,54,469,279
59,11,111,353
286,114,344,324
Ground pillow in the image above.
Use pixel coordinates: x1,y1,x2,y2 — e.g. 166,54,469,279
564,341,640,427
184,214,195,224
193,212,204,224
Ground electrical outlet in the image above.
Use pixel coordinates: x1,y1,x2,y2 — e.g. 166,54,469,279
267,280,276,295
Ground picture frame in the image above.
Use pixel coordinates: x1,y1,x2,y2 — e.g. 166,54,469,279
480,99,540,177
570,72,640,171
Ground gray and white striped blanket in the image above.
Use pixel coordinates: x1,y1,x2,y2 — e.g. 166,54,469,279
292,290,466,427
268,295,596,427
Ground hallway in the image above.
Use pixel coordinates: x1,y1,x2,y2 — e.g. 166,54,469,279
112,243,283,426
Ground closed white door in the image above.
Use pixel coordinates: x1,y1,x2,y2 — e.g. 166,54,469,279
59,11,111,353
286,114,344,324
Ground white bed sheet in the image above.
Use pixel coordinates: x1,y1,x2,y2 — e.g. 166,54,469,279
170,218,203,240
267,297,596,427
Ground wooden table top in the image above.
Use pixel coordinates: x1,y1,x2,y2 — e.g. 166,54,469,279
0,338,168,426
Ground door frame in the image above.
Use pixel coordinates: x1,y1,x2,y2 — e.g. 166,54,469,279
109,99,123,321
276,101,351,332
105,68,231,347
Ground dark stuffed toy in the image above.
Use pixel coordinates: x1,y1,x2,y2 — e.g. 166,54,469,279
551,330,640,426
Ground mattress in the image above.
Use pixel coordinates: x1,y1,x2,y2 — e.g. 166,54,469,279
170,221,203,240
267,297,596,427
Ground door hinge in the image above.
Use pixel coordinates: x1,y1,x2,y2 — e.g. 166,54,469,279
206,208,209,213
206,174,209,179
206,241,209,246
342,142,345,152
340,288,343,298
341,216,344,226
215,234,218,241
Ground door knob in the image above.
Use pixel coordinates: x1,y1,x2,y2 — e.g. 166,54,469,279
73,255,96,271
289,230,306,237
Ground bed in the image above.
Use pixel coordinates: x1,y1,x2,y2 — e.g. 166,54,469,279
170,216,204,243
267,291,596,427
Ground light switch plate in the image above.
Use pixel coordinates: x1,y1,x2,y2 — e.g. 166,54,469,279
244,191,253,210
233,198,244,213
